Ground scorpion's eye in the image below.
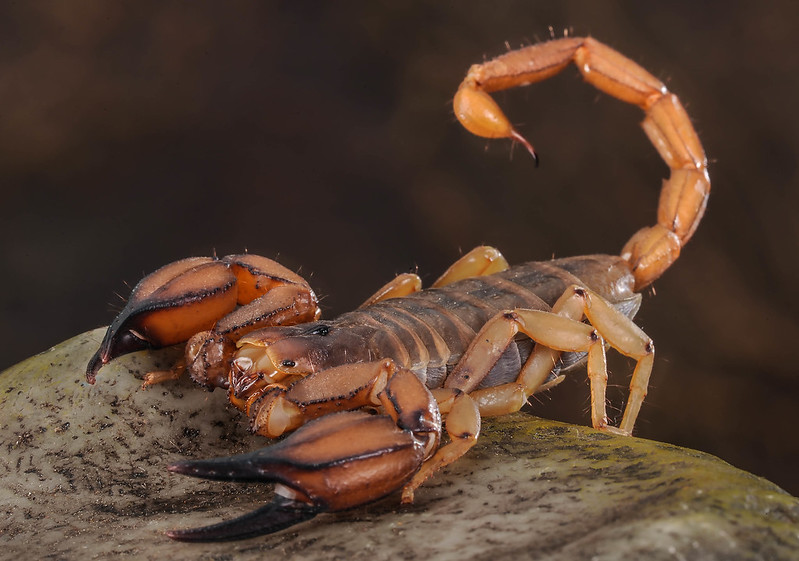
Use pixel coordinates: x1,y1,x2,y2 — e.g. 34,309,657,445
281,360,296,368
310,326,330,336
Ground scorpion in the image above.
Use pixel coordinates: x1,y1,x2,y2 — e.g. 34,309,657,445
86,36,709,541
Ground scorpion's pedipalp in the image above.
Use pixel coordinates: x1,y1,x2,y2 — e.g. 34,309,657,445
88,253,322,387
177,256,320,391
223,254,318,308
86,257,238,383
165,496,320,542
184,284,322,391
247,360,395,437
166,410,430,539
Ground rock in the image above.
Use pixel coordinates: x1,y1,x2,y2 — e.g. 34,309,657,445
1,328,798,560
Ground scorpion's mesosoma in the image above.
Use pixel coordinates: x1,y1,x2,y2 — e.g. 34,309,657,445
86,36,709,541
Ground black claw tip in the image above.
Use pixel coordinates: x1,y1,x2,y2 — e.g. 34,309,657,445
167,450,274,483
166,497,320,542
85,325,150,383
85,350,104,384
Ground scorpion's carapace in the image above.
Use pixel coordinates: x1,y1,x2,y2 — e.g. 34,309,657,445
87,36,709,541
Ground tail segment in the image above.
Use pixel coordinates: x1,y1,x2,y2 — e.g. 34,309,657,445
453,36,709,290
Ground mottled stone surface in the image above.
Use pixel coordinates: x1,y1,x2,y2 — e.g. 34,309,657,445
2,329,798,560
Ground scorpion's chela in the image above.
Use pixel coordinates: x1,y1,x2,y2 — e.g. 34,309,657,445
87,37,709,541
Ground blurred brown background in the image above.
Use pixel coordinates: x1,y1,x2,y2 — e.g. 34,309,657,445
2,2,797,496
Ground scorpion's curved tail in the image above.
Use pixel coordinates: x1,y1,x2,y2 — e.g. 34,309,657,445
453,36,710,291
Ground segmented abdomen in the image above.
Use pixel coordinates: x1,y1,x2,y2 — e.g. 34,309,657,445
334,255,638,389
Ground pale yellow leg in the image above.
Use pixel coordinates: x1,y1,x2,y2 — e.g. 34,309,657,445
359,273,423,308
570,287,655,434
142,362,186,389
401,391,480,503
361,246,508,307
445,308,602,396
445,286,654,435
432,246,508,287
